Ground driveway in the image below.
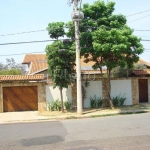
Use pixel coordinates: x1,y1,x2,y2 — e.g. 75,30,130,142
0,111,51,123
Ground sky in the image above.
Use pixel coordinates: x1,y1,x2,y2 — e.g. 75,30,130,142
0,0,150,64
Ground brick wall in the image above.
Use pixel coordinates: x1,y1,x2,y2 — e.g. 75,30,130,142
71,82,77,109
131,78,139,105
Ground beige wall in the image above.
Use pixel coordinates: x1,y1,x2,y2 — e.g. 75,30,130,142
0,82,46,113
131,77,150,105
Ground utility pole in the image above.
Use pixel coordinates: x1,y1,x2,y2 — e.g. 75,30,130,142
72,0,83,115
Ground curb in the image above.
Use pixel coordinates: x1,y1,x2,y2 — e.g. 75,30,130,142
0,109,150,124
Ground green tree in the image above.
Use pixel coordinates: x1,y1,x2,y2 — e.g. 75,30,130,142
0,68,22,75
46,22,65,40
46,23,75,112
0,58,26,75
67,0,144,108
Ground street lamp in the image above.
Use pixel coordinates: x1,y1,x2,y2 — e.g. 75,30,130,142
71,0,84,115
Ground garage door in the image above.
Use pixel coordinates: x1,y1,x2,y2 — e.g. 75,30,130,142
3,86,38,112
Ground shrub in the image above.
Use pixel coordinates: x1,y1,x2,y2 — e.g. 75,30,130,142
48,99,61,111
64,101,72,110
90,95,103,108
112,95,126,107
97,98,103,108
90,95,97,108
48,102,55,111
53,99,61,111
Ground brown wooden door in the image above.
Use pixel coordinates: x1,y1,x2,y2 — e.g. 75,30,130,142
138,79,148,103
3,86,38,112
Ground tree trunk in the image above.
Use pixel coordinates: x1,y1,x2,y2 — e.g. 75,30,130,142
100,67,114,109
107,69,114,109
59,87,64,113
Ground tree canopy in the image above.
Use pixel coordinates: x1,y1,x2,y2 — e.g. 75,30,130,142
46,22,75,112
66,0,144,108
46,0,144,109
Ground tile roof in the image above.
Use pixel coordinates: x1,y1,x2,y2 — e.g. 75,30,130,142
22,54,96,74
22,54,47,74
136,59,150,67
81,70,107,74
22,54,150,75
0,74,44,81
132,69,150,76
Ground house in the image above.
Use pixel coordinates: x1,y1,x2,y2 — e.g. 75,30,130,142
0,54,149,113
22,53,150,78
22,54,150,109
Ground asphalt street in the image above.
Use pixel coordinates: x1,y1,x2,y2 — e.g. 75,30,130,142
0,113,150,150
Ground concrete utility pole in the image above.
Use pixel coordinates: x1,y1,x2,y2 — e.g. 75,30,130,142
72,0,83,115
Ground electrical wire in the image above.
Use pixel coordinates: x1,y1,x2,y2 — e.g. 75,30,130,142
126,9,150,17
0,38,149,46
134,29,150,31
0,48,150,57
0,30,46,37
0,51,45,56
128,15,150,23
0,39,71,45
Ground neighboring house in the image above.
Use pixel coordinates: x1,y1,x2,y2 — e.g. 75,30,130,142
22,53,100,79
132,59,150,77
22,53,150,77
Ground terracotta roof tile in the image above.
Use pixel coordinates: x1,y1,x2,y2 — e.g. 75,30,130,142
81,70,107,74
132,69,150,76
22,54,150,75
136,59,150,67
0,74,44,81
22,54,48,74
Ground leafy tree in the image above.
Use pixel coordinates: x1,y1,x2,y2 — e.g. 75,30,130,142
66,0,144,108
46,23,75,112
0,68,22,75
112,64,147,78
46,22,65,40
0,58,26,75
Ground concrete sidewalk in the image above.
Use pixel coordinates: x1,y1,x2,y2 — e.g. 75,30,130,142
0,107,150,124
0,111,54,124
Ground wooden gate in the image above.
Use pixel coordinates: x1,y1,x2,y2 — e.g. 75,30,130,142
138,79,148,103
3,86,38,112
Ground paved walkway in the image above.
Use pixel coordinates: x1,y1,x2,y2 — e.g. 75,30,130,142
0,106,150,124
0,111,53,124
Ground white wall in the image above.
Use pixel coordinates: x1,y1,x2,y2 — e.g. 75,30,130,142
84,81,102,108
111,79,132,105
46,85,72,110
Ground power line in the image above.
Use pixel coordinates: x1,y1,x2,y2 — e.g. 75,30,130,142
0,48,150,57
141,39,150,41
128,15,150,23
0,39,71,45
134,29,150,31
126,9,150,17
0,38,149,46
0,30,46,37
137,35,150,39
0,51,45,56
1,26,150,38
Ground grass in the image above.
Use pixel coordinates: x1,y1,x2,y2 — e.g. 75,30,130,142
38,104,150,119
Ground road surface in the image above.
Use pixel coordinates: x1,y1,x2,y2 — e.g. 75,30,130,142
0,113,150,150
